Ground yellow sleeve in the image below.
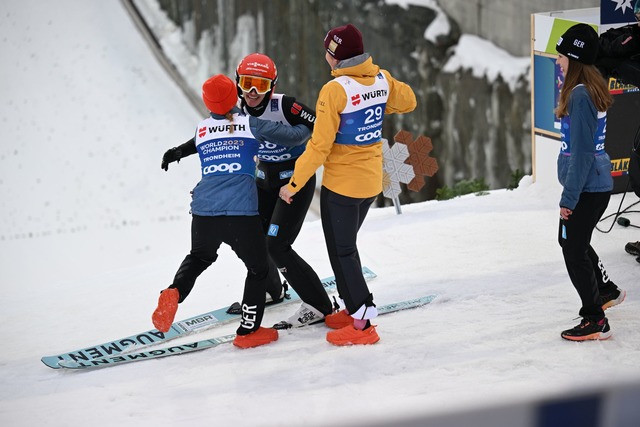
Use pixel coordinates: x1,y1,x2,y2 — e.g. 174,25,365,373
381,70,417,114
285,81,346,194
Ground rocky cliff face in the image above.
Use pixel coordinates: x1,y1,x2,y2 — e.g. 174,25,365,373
146,0,532,201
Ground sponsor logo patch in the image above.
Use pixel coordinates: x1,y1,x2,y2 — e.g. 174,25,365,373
279,170,293,179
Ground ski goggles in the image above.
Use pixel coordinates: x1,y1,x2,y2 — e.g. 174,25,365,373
237,75,273,94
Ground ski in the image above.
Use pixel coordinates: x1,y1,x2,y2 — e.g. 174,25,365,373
41,266,377,369
57,294,437,370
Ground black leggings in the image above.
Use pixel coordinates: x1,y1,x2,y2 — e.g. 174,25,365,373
257,159,333,315
169,215,272,335
320,186,376,315
558,191,611,320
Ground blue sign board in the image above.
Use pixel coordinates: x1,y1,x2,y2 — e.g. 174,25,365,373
601,0,640,25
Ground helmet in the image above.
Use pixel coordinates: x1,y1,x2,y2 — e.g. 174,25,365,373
236,53,278,83
235,53,278,106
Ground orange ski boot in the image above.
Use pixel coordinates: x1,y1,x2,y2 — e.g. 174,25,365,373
324,310,353,329
151,288,179,333
233,327,279,349
326,324,380,346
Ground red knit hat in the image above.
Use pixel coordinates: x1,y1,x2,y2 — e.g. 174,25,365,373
324,23,364,60
202,74,238,114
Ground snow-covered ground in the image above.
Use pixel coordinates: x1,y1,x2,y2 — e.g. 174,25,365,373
1,1,639,426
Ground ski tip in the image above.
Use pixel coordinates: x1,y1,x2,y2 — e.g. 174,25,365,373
57,360,78,369
41,357,63,369
407,294,437,306
361,266,377,279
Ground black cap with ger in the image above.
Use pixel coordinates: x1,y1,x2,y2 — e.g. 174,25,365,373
556,23,599,65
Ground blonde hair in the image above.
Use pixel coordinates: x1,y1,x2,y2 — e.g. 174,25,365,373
555,60,613,118
225,112,235,133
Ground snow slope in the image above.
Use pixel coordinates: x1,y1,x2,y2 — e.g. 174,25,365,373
1,1,639,426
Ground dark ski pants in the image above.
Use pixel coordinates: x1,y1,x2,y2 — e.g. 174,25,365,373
169,214,272,335
558,191,611,320
320,186,376,316
257,160,333,315
588,245,618,296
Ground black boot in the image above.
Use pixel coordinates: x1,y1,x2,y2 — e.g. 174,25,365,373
625,241,640,256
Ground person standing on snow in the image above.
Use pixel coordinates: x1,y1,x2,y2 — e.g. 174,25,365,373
279,23,417,346
235,53,335,328
554,24,626,342
161,53,335,328
152,74,311,349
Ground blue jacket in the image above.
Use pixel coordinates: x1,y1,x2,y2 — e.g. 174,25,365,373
557,85,613,210
190,107,311,216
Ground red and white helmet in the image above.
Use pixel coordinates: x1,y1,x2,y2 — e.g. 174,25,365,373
235,53,278,97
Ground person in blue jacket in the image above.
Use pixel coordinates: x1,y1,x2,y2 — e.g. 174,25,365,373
152,74,311,349
555,24,625,341
161,54,334,329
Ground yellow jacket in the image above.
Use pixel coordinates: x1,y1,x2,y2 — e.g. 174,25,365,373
286,56,417,199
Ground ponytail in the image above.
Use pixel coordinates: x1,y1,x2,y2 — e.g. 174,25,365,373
225,112,235,133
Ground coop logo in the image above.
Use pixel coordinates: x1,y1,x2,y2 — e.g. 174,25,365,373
203,162,242,175
198,127,206,138
355,129,382,142
351,94,361,106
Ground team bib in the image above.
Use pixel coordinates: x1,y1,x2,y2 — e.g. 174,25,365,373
334,73,389,145
194,114,258,177
559,111,607,155
252,95,307,162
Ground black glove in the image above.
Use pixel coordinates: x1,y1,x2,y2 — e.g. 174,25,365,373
161,147,182,171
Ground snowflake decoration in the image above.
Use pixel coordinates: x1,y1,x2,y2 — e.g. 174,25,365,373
611,0,634,14
382,138,415,199
394,130,439,192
